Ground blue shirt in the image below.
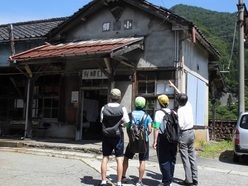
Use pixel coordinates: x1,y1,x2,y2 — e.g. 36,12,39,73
128,110,152,141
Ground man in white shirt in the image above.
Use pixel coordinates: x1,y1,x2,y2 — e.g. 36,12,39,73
177,93,198,186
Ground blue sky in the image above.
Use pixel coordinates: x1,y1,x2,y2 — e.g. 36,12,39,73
0,0,245,24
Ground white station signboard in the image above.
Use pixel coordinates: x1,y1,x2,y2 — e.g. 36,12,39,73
82,69,107,79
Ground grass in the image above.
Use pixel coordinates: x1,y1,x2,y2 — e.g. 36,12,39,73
198,140,233,159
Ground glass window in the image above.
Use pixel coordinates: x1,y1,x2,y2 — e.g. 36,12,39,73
36,97,59,118
137,70,176,117
241,115,248,129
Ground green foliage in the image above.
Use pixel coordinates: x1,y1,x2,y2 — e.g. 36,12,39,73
209,100,238,120
170,5,248,120
198,140,233,158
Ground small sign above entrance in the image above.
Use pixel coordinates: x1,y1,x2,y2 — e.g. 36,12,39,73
82,69,107,79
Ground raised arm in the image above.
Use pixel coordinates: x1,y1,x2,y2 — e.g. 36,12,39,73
169,80,181,94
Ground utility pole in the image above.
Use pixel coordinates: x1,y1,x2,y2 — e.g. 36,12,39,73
238,0,245,113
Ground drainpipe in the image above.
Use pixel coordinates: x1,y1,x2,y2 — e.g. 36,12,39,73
24,78,31,138
8,24,15,56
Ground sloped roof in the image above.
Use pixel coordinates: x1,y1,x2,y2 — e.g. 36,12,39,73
47,0,220,60
0,17,67,42
9,37,143,63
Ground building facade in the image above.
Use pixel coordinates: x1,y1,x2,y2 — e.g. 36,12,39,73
1,0,224,142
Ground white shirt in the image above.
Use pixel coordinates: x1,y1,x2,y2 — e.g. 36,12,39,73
154,108,172,134
177,101,194,130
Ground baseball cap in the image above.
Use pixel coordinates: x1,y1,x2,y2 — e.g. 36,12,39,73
158,94,169,107
110,88,121,100
135,96,146,109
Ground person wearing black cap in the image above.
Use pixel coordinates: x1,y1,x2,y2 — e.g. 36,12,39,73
99,88,130,186
169,81,198,186
153,94,178,186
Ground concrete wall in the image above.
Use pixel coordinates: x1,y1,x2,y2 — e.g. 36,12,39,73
64,5,176,68
0,40,44,67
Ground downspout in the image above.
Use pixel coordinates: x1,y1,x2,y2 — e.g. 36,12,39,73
175,30,183,93
24,78,31,138
8,24,15,56
174,30,178,94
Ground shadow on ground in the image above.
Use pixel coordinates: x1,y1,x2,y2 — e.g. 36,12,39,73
219,150,248,165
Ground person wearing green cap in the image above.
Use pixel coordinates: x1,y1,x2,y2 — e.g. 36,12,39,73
122,96,153,186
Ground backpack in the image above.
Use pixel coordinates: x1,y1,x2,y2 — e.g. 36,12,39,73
160,109,179,143
128,112,148,153
102,104,124,137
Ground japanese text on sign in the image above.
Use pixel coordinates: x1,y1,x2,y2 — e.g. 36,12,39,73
82,69,107,79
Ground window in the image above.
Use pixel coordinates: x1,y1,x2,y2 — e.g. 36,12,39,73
137,70,175,117
32,97,59,119
39,97,59,118
137,71,174,95
9,99,24,119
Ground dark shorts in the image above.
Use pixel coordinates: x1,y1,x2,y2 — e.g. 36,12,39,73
124,141,149,161
102,136,124,157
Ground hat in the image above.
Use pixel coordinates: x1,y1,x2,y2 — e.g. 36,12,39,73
110,88,121,100
135,96,146,109
158,94,169,107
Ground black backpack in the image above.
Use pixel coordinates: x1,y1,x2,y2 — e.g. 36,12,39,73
102,104,124,137
128,112,148,153
160,109,179,143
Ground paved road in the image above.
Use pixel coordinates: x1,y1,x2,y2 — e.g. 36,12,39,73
1,147,248,186
0,150,100,186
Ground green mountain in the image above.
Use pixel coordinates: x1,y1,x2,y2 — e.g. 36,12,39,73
170,4,246,119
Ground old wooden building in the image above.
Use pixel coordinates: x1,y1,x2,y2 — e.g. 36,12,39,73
1,0,224,142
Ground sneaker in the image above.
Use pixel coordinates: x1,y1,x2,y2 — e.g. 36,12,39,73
122,176,128,183
136,181,144,186
157,183,172,186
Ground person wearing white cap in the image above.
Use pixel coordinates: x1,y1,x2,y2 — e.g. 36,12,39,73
99,88,129,186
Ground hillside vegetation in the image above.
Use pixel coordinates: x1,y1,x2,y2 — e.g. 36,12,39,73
170,5,248,120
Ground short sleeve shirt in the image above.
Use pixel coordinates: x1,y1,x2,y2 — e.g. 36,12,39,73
153,108,172,134
177,101,194,130
129,110,153,141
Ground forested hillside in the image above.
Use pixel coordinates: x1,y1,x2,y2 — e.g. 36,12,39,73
170,5,248,119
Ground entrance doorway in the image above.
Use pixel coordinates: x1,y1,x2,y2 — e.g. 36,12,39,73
81,89,107,140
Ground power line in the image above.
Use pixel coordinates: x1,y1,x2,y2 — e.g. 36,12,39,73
227,20,238,70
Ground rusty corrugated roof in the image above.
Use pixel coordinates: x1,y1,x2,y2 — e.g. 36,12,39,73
0,18,67,42
9,37,143,63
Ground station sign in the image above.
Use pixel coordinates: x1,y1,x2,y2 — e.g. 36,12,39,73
82,69,107,79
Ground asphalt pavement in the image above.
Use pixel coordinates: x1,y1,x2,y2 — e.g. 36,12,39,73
0,137,248,186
